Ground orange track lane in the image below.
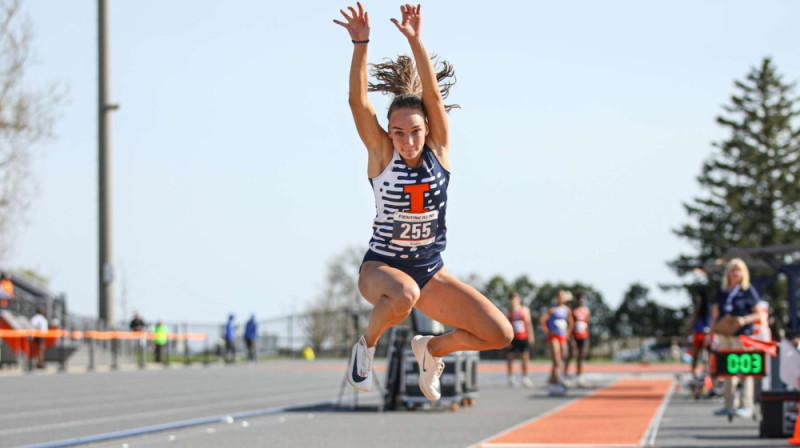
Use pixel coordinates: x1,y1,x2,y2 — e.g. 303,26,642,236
475,378,672,448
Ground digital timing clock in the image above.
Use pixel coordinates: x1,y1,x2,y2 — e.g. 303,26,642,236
710,349,766,377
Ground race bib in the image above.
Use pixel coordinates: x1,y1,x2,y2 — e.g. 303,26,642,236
391,210,438,247
512,321,526,333
575,321,588,333
554,318,568,331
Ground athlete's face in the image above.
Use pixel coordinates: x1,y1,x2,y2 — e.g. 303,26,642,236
388,107,428,166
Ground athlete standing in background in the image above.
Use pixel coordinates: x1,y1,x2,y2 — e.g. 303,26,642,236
334,3,512,402
540,290,574,395
506,292,535,388
564,291,590,387
685,289,712,380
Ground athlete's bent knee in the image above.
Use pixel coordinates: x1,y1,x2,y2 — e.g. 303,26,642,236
487,320,514,349
387,282,420,315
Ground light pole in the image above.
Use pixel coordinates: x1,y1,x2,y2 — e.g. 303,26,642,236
98,0,118,327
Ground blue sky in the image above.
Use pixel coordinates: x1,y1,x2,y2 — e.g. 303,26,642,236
11,1,800,324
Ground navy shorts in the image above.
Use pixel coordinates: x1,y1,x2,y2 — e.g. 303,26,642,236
360,250,444,289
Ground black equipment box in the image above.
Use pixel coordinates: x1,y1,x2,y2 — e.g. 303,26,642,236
383,326,479,410
760,391,800,438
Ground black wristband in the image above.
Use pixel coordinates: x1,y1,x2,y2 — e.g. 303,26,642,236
352,39,370,45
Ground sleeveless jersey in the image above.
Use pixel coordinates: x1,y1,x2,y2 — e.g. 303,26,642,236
572,307,590,339
367,147,449,260
547,305,569,336
508,309,528,340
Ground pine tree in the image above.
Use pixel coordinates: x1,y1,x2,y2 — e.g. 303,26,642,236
671,57,800,276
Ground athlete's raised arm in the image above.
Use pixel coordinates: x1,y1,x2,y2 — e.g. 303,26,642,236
391,4,449,159
334,3,391,171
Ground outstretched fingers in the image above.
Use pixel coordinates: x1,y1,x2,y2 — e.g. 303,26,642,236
333,9,351,28
333,2,370,39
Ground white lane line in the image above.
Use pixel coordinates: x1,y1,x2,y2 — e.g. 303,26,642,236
1,386,344,437
640,378,676,448
12,396,346,448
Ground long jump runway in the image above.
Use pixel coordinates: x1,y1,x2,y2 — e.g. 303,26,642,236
0,361,784,448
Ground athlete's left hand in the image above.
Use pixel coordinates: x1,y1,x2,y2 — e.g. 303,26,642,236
391,4,421,39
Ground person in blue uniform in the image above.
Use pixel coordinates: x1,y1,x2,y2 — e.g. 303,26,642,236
686,288,712,379
711,258,760,418
334,3,513,402
540,290,574,394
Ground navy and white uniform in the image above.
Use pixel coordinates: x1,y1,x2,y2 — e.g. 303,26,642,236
361,146,449,288
715,286,759,336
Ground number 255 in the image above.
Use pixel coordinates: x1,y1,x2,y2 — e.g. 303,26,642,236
400,222,431,239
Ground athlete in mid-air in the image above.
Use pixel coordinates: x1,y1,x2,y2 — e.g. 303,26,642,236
334,2,513,402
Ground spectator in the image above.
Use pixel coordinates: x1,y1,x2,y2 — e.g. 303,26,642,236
225,314,236,364
0,272,14,309
244,314,258,363
30,307,48,369
153,321,168,364
129,312,146,365
129,312,145,332
711,258,760,419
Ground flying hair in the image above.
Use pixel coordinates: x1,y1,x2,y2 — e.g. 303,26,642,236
368,54,460,117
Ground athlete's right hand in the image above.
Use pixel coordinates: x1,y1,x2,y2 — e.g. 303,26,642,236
333,2,370,42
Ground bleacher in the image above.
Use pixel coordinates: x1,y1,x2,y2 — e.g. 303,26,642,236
0,270,77,368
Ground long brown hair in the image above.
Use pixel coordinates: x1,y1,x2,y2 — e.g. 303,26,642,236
368,54,460,119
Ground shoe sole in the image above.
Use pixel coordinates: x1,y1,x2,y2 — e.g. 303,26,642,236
411,335,441,402
347,342,371,392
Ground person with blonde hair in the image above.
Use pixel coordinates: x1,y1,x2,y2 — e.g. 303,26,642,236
711,258,761,418
540,290,574,395
334,3,512,402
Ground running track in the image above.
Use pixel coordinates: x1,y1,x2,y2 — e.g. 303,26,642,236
0,360,782,448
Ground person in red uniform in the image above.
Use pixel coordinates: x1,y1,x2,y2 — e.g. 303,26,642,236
564,291,591,387
0,272,14,309
506,292,534,387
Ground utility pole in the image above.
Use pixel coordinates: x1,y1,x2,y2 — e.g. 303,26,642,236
98,0,118,327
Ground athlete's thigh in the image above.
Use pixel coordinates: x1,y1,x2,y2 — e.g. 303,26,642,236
547,338,561,358
414,267,508,338
358,261,420,306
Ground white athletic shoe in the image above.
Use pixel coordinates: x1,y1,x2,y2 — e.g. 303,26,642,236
576,375,590,388
508,376,518,388
521,376,534,388
347,335,375,392
411,335,444,401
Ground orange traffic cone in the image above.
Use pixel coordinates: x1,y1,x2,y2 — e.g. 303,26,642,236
789,404,800,445
703,375,713,393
